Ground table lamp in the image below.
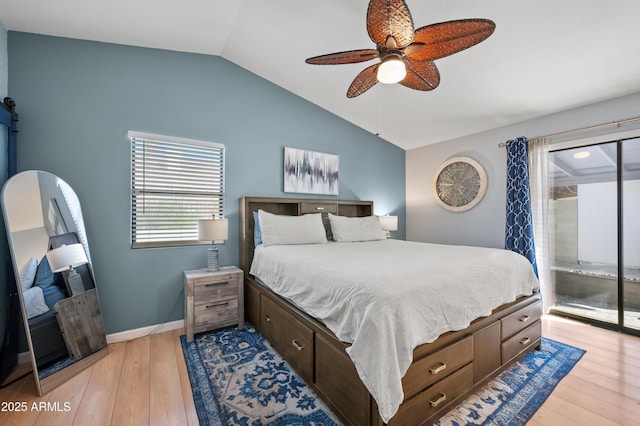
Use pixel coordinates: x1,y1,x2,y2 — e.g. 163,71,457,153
198,218,229,271
378,215,398,239
46,243,89,296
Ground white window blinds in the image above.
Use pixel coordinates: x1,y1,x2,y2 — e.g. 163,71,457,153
129,131,225,248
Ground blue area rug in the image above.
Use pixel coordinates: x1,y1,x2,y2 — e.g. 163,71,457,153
181,328,584,426
180,326,340,425
436,337,585,425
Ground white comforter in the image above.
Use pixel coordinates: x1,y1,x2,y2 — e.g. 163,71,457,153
249,239,539,422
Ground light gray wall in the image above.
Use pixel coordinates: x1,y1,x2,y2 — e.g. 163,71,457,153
7,32,406,334
407,91,640,248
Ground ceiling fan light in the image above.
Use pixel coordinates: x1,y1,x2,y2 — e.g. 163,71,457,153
377,56,406,84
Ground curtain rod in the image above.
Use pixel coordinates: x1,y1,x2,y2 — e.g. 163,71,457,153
498,115,640,148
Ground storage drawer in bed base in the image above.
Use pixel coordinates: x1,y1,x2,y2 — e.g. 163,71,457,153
502,320,542,363
260,294,314,384
389,363,474,426
245,276,542,426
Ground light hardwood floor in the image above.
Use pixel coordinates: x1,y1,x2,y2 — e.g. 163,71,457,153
0,328,198,426
0,315,638,425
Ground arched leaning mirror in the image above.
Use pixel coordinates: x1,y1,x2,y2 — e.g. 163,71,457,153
1,170,108,395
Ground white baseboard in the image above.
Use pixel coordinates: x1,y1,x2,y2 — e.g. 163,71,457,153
106,319,185,344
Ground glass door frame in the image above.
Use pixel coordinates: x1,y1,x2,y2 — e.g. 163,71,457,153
548,129,640,337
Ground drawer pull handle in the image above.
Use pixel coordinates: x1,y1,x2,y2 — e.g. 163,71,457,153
264,315,271,322
429,392,447,407
206,301,228,309
519,315,530,323
205,281,229,287
291,340,304,351
520,337,531,345
316,207,325,210
429,362,447,375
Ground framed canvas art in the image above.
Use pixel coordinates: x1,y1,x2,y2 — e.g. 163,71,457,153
284,147,339,195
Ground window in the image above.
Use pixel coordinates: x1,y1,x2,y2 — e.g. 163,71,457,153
129,131,225,248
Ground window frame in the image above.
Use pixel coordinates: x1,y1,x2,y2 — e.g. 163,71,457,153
129,131,225,249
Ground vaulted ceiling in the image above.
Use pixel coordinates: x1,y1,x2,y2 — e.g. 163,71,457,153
2,0,640,150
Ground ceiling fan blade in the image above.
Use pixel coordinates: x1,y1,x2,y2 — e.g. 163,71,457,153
306,49,380,65
347,64,379,98
400,59,440,91
409,19,496,62
367,0,415,48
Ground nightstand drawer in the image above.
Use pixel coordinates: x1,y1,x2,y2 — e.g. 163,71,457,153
194,297,239,328
193,278,238,300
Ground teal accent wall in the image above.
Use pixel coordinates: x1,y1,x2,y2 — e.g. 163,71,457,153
7,32,406,334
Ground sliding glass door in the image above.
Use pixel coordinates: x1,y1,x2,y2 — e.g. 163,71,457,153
549,137,640,333
623,138,640,331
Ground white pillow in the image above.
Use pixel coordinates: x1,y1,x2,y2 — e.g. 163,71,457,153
327,213,387,242
19,256,38,291
258,210,327,247
22,286,50,319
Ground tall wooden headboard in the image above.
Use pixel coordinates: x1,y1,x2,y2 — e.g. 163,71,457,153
239,197,374,274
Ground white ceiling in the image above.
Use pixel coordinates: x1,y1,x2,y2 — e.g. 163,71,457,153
2,0,640,150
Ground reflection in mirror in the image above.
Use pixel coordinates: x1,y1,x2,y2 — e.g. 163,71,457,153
1,170,108,395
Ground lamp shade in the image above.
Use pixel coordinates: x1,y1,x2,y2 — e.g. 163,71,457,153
198,218,229,242
378,215,398,232
46,243,89,273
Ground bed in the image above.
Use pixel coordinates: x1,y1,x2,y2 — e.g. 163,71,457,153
239,197,542,425
21,232,93,369
24,255,69,367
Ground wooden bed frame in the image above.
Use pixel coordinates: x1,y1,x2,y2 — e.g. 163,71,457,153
239,196,542,425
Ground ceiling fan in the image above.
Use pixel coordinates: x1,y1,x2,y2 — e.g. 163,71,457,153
305,0,496,98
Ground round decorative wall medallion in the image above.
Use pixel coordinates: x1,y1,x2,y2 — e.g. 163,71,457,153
433,156,487,212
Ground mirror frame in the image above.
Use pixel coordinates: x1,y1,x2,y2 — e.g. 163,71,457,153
2,170,108,395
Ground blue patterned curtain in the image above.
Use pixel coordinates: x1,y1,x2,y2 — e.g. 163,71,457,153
505,136,538,276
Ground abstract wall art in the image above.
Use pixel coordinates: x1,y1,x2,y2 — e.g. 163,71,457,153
284,147,339,195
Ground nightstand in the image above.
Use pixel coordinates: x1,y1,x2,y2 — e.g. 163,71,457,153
184,266,244,342
54,288,107,359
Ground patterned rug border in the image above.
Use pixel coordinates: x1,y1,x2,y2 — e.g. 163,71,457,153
182,330,585,426
181,333,226,425
436,337,585,425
